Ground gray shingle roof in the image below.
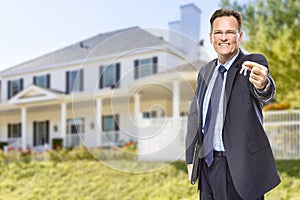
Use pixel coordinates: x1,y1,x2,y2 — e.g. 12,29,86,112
159,59,208,75
0,26,169,75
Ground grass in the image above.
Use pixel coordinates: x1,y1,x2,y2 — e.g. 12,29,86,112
0,147,299,199
265,160,300,200
0,160,198,200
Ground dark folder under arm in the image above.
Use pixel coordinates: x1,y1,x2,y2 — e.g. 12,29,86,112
191,141,200,185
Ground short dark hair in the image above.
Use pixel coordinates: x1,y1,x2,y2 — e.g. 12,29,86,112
210,9,242,32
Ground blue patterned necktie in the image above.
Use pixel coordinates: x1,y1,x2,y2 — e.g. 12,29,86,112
203,65,227,167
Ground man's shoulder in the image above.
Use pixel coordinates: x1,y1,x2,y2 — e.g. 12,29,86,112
240,53,268,66
200,59,217,72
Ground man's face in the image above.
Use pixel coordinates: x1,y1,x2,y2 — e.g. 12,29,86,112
210,16,243,64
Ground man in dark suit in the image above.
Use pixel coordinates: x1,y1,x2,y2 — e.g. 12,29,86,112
185,9,280,200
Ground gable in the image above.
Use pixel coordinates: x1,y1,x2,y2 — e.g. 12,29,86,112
8,84,63,104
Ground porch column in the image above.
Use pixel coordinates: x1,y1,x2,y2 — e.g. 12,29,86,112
172,80,180,118
96,98,102,146
21,107,27,151
61,103,67,147
134,94,142,122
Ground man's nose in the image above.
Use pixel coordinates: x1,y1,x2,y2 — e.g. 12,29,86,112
221,32,227,40
220,37,227,42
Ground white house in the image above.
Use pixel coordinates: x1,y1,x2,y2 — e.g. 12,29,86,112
0,4,209,161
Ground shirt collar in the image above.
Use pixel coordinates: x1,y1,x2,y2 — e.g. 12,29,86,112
217,49,240,71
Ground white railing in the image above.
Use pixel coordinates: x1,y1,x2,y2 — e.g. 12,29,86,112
101,131,137,147
263,110,300,159
101,131,120,147
138,117,187,161
6,138,22,150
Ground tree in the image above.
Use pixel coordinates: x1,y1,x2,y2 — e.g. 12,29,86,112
220,0,300,108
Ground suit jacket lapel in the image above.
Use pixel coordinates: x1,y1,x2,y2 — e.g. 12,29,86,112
198,60,216,104
196,60,216,132
224,50,245,117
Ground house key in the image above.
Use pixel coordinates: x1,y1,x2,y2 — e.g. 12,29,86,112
240,64,250,76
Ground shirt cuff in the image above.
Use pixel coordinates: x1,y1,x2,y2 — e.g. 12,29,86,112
256,78,270,94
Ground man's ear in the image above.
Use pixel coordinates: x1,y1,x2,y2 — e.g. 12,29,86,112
239,31,244,43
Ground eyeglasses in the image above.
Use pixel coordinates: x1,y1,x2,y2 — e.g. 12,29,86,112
212,30,239,38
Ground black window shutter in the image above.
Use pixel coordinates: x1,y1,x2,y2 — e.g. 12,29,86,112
46,74,50,88
134,60,139,79
99,66,103,89
101,116,105,131
115,63,120,88
66,71,70,94
7,80,11,99
33,121,37,146
7,123,11,138
19,123,22,137
33,76,37,85
153,57,158,74
114,115,119,131
46,120,49,144
20,78,23,90
79,69,84,91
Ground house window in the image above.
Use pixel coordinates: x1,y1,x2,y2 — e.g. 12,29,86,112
102,115,119,131
7,78,23,99
33,74,50,88
66,69,83,94
142,111,157,119
99,63,120,89
7,123,21,138
134,57,158,79
67,118,85,134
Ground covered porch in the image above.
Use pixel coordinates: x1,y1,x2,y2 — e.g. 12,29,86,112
0,85,138,151
128,69,197,161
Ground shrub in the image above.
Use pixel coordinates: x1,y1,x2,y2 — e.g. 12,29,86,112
0,144,138,164
0,142,8,150
52,138,63,150
263,102,291,111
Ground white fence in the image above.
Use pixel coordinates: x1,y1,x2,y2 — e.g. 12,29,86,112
138,117,186,161
136,111,300,161
264,109,300,159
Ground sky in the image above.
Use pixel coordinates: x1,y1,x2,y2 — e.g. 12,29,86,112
0,0,249,71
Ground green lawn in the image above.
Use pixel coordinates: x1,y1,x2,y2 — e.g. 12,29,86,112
0,149,299,199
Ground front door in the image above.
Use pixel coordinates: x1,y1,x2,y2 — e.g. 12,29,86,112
33,120,49,146
66,118,84,147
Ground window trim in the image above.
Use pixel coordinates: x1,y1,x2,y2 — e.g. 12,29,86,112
66,69,83,94
7,78,23,99
67,118,85,134
33,120,49,146
7,123,22,138
99,63,120,89
33,74,50,88
134,56,158,79
102,115,119,131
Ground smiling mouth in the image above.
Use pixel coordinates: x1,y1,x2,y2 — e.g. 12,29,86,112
219,43,230,46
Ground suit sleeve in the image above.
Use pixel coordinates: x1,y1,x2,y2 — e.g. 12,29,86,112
253,74,276,103
185,70,203,165
248,54,276,104
185,94,199,164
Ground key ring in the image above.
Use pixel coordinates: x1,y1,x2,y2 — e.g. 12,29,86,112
240,64,250,76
